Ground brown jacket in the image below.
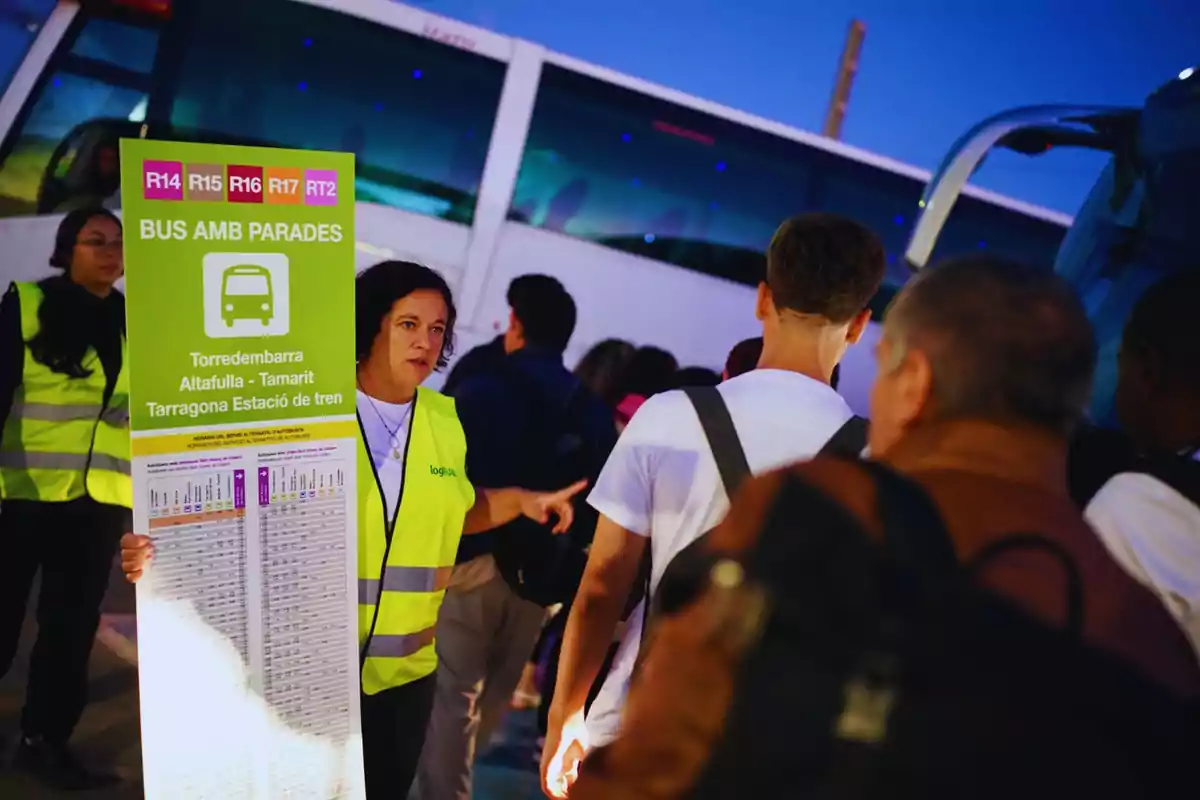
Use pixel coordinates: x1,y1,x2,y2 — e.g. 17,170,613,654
570,421,1200,800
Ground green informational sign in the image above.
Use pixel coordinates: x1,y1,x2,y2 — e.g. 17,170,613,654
119,139,356,433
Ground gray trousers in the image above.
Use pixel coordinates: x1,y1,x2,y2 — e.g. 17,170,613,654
411,556,545,800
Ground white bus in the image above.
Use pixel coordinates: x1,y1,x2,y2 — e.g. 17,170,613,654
0,0,1072,413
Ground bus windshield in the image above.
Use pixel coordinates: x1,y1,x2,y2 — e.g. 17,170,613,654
224,274,269,296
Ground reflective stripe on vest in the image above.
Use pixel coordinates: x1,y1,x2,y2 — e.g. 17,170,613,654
0,282,132,507
357,386,474,695
357,565,454,602
0,450,130,474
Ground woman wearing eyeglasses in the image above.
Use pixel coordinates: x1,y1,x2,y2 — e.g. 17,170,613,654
0,207,130,791
120,260,586,798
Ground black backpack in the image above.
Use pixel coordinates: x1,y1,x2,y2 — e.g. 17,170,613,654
621,385,868,626
655,460,1200,799
491,364,612,606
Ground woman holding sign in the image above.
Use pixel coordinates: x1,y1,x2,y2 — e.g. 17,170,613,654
120,260,585,798
0,207,130,791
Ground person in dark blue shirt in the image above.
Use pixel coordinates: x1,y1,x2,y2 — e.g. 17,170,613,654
440,334,505,397
414,274,615,800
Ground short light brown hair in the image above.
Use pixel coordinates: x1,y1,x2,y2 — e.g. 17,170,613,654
883,255,1096,435
766,213,886,323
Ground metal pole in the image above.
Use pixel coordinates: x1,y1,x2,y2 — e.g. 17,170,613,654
822,19,867,140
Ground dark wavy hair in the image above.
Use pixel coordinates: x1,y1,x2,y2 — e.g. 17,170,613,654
355,260,457,369
30,208,124,378
574,338,635,409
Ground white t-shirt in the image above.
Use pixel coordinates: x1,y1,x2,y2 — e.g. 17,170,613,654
583,368,857,747
1085,450,1200,660
356,390,414,521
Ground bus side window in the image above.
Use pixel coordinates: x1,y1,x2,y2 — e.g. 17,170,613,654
0,12,159,217
509,64,813,288
168,0,506,226
934,193,1068,271
507,63,924,296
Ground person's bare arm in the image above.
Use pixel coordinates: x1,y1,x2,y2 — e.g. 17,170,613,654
566,472,786,800
541,515,646,795
542,390,660,795
462,487,529,535
462,480,586,535
552,515,647,721
568,568,763,800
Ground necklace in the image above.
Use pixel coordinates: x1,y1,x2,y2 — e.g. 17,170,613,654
359,384,414,461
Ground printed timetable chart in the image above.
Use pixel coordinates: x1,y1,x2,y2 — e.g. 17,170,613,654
131,445,362,800
146,470,250,661
135,459,258,800
121,138,362,800
258,457,355,797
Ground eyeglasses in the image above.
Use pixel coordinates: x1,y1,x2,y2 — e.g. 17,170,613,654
76,239,123,251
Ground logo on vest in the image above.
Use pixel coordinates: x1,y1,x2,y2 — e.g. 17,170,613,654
429,465,458,478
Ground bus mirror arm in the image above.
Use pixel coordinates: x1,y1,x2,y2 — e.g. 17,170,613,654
996,122,1134,157
904,104,1136,271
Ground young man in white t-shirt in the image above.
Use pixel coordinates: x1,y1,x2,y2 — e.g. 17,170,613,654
540,213,886,796
1084,271,1200,659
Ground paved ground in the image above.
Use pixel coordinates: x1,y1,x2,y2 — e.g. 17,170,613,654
474,711,545,800
0,561,143,799
0,561,543,798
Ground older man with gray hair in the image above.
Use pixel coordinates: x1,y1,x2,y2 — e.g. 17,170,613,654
862,254,1194,690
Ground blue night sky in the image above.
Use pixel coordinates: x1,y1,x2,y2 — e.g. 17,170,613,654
413,0,1198,216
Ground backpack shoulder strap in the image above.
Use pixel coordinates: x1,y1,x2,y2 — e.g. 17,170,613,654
856,460,959,580
646,396,861,622
820,415,868,458
682,385,751,497
862,461,1087,634
627,387,747,630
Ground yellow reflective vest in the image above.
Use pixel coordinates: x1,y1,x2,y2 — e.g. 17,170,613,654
358,386,475,695
0,281,131,508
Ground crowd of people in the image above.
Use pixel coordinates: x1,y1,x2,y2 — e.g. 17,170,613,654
0,204,1196,798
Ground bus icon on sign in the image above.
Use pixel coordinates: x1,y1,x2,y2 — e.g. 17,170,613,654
202,253,290,339
221,265,274,327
